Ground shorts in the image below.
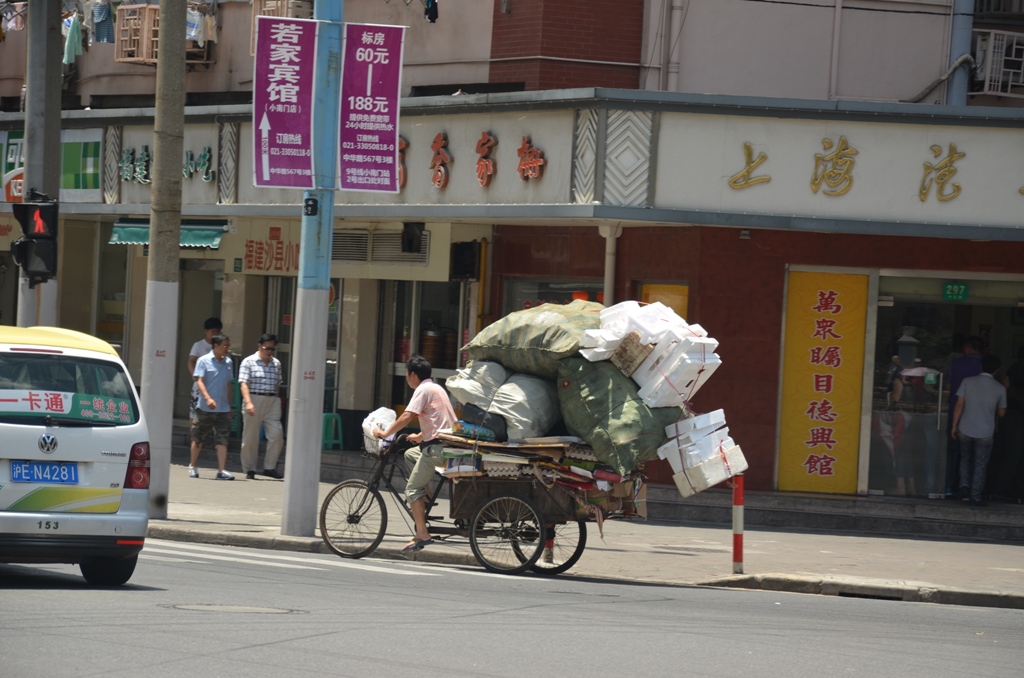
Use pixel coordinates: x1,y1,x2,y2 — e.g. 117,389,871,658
403,441,445,504
191,410,231,446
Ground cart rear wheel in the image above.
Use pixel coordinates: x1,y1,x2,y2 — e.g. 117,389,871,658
469,495,544,575
320,480,388,559
529,519,587,575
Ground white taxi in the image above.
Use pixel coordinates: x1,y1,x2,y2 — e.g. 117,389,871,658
0,326,149,586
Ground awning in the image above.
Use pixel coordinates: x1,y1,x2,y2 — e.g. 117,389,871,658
109,219,226,249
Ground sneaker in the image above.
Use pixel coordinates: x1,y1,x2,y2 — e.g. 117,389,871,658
188,466,199,478
215,471,235,480
262,468,283,480
245,470,256,480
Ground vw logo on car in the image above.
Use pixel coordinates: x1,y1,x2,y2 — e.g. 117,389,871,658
38,434,58,454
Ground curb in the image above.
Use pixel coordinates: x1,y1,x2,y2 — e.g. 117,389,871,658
148,524,482,568
701,574,1024,610
148,524,1024,610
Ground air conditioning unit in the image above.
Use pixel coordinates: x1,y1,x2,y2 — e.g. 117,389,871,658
972,29,1024,98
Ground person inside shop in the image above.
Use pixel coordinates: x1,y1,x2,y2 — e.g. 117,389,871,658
951,353,1006,507
887,355,904,407
944,335,984,498
998,344,1024,504
238,333,284,480
373,355,457,552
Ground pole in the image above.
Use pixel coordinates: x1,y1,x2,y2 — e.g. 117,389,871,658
281,3,343,536
17,0,61,327
946,0,975,106
141,0,186,518
732,474,744,574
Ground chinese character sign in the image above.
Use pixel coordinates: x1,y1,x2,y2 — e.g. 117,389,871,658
338,23,405,193
0,390,133,424
778,271,867,494
253,17,318,189
1,129,24,202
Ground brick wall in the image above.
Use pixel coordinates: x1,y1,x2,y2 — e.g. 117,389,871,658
489,0,644,90
491,224,1024,491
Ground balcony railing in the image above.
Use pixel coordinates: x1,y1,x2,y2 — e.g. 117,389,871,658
976,0,1024,14
115,3,212,66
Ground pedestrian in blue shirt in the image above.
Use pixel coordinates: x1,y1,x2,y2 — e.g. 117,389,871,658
189,334,235,480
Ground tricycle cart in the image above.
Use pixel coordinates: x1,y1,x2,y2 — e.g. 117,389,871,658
319,434,638,576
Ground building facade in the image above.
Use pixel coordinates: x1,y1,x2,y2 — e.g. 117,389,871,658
2,0,1024,500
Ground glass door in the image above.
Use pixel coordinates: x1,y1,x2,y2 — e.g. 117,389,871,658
868,275,1023,497
266,276,341,412
869,301,952,497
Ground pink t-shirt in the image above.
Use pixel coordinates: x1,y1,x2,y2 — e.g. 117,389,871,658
406,378,457,441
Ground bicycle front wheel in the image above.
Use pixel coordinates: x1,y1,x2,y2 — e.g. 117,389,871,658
320,480,388,559
469,495,544,575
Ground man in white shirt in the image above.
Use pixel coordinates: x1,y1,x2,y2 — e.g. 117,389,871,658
238,333,284,480
952,354,1007,507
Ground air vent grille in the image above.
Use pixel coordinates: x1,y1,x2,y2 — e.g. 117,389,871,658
331,229,430,265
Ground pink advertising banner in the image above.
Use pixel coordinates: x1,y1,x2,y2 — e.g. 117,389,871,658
253,16,318,189
337,23,405,193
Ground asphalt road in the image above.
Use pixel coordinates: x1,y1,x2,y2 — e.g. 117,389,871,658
2,540,1022,678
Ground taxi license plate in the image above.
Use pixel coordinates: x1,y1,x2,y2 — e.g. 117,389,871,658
11,461,79,484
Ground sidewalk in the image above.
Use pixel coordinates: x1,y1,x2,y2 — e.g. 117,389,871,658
149,462,1024,610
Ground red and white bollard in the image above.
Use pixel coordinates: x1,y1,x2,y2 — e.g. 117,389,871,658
732,474,744,574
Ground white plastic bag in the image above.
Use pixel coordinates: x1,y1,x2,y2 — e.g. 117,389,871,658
362,407,397,455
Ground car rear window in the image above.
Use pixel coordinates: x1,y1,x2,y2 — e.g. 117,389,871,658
0,353,140,425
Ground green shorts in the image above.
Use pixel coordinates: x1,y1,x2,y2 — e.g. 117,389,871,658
403,441,445,504
191,411,231,446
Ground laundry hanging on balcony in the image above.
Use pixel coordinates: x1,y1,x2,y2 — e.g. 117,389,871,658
424,0,438,23
63,12,83,65
186,8,206,46
92,0,114,44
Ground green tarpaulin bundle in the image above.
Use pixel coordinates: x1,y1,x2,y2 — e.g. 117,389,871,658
557,356,689,477
462,300,603,380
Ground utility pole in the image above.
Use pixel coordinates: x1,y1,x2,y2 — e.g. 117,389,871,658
946,0,975,106
17,0,61,327
281,2,343,536
141,0,186,518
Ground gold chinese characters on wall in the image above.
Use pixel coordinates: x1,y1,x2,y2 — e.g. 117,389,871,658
725,137,988,203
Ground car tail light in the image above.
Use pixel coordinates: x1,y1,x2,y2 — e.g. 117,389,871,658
124,442,150,489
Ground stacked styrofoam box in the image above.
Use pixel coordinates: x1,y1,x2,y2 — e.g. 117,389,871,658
579,301,722,407
658,409,729,474
659,409,747,498
673,444,748,499
579,328,624,362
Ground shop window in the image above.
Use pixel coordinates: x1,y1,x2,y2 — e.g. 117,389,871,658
503,278,604,314
639,283,689,321
95,225,128,350
115,3,213,66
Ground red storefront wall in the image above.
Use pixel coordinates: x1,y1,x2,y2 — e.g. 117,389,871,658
491,224,1024,491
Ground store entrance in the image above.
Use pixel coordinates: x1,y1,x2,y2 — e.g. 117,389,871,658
868,276,1023,497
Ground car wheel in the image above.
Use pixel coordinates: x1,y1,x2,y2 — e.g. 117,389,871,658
80,555,139,586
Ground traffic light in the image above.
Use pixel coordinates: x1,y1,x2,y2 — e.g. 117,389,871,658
11,194,59,288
